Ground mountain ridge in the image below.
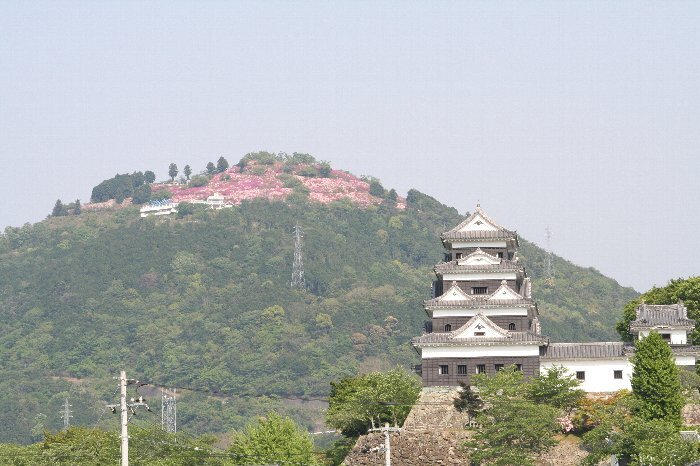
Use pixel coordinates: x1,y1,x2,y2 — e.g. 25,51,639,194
0,157,638,443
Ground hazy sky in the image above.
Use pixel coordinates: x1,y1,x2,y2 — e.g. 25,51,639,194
1,1,698,292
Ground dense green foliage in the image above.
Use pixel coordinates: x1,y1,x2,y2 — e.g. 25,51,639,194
90,172,151,203
465,367,561,466
0,426,225,465
229,413,320,465
582,411,699,465
617,276,700,342
580,335,696,466
527,366,585,412
0,181,637,443
326,368,420,436
631,331,684,426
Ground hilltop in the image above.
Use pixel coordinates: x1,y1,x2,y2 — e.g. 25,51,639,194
0,154,638,443
84,152,405,214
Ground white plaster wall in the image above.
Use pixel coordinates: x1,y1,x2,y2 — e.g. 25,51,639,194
540,359,632,392
676,355,696,366
639,329,687,345
442,272,518,282
432,308,528,318
451,241,507,249
422,345,539,359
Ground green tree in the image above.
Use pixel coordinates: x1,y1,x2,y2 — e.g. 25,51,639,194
144,170,156,183
73,199,81,215
206,161,216,175
527,365,584,412
51,199,66,217
467,399,559,466
217,156,229,173
228,413,320,466
183,164,192,180
631,331,684,426
368,180,385,197
168,163,178,182
452,382,483,420
326,368,420,436
467,367,560,466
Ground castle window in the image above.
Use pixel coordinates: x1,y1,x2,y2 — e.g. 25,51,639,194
661,333,671,341
474,332,485,337
458,365,468,375
439,365,449,375
472,287,488,295
444,324,452,332
515,364,522,371
508,323,516,331
476,364,486,374
497,252,504,258
455,253,463,260
576,371,586,381
495,364,504,372
614,370,623,380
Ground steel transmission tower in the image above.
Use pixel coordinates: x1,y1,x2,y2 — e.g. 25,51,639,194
161,388,177,434
291,224,306,289
61,398,73,429
544,226,554,284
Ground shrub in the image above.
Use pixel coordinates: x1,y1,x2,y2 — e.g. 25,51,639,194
296,166,319,177
151,189,172,201
189,175,209,188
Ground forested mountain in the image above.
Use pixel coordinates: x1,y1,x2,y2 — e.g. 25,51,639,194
0,157,638,443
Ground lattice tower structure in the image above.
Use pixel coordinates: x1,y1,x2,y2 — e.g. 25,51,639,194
161,388,177,434
291,223,306,289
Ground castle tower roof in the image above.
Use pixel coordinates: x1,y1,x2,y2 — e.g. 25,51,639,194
441,205,517,243
424,280,534,310
412,313,547,347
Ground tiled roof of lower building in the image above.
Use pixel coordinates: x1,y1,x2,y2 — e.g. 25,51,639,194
434,260,522,274
412,330,547,346
629,303,694,330
541,342,630,359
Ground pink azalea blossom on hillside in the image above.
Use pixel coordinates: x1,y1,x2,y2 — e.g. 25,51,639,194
106,163,405,209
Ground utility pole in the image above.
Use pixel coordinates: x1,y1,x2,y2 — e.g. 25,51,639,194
61,398,72,429
120,371,128,466
291,223,306,290
368,423,401,466
106,371,152,466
